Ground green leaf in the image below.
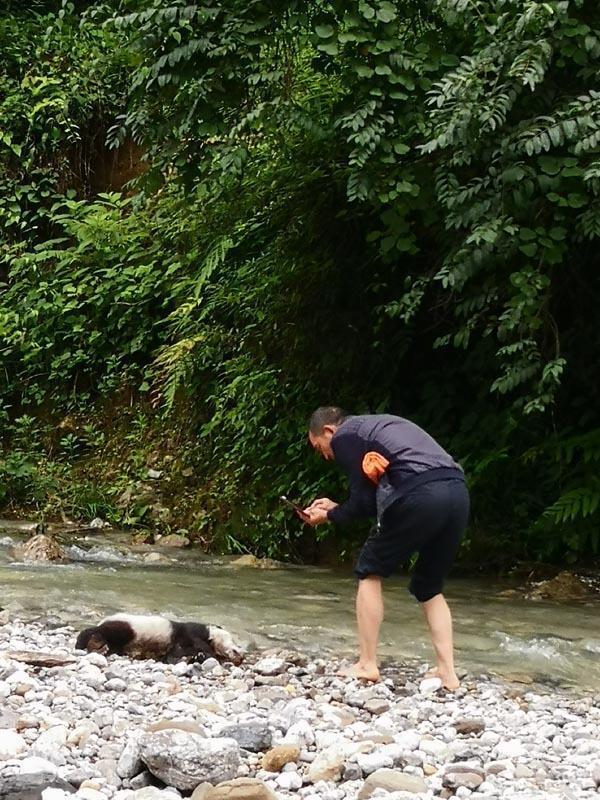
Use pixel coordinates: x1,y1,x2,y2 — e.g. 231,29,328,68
315,24,334,38
519,243,538,256
376,5,397,23
317,41,339,56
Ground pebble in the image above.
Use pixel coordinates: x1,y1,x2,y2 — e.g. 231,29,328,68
0,619,596,800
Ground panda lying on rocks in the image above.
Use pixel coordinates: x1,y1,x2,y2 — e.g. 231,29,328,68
75,613,244,665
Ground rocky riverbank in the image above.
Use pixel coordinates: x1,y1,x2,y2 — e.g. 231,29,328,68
0,619,599,800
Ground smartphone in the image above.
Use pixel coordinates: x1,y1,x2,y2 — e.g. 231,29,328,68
279,495,310,521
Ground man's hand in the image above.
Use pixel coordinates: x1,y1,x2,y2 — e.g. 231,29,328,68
302,497,338,527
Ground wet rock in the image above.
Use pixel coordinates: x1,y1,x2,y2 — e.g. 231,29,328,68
0,772,75,800
12,534,65,562
90,518,110,529
261,745,299,771
158,534,189,548
230,555,281,570
527,570,590,601
218,721,271,752
357,768,428,798
143,553,169,564
139,730,240,790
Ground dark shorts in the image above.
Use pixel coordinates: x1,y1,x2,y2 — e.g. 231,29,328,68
354,478,470,602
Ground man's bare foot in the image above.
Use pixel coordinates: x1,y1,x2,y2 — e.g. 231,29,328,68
337,661,380,682
424,666,460,691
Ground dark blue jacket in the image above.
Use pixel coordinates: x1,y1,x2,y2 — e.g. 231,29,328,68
327,414,464,527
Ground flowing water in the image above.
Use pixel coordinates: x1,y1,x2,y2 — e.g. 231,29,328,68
1,522,599,691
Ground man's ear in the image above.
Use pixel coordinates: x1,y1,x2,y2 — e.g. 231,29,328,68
323,424,337,437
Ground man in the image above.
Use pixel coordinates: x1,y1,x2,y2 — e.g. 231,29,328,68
303,406,469,689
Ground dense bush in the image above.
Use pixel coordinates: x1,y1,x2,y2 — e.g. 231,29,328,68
1,0,599,564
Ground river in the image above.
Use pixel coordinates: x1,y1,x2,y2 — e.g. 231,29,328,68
1,523,598,691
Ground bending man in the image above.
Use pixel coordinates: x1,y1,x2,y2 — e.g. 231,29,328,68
303,407,469,689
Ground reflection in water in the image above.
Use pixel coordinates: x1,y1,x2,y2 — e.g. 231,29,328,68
0,528,598,690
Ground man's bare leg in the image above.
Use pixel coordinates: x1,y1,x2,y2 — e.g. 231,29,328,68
420,593,460,690
338,575,382,681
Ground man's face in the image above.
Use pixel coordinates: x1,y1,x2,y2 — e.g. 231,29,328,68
309,425,336,460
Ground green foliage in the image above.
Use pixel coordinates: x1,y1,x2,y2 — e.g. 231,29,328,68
0,2,128,245
1,0,600,564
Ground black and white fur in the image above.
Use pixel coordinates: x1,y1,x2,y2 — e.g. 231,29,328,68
75,613,244,665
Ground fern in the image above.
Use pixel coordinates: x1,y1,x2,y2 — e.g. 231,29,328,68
542,484,600,524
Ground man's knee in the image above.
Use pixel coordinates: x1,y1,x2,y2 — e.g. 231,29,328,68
409,573,443,603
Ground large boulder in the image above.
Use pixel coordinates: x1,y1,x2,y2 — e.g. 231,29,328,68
139,730,240,790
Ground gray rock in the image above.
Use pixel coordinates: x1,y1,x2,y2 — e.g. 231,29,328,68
592,762,600,787
129,771,154,790
105,678,128,692
139,730,240,790
343,763,362,781
357,751,394,775
117,736,143,779
96,758,121,786
254,657,286,676
218,721,271,752
0,772,75,800
364,698,390,715
443,766,485,790
199,658,220,674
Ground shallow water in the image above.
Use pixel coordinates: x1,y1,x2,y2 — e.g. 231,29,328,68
1,523,599,690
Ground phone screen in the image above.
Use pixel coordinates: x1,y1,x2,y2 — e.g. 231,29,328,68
280,495,309,520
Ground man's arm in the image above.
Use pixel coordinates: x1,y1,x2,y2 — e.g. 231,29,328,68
326,431,376,526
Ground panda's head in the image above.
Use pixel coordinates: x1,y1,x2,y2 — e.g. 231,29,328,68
208,625,244,665
75,626,109,654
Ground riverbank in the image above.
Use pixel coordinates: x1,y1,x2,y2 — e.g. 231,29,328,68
0,619,599,800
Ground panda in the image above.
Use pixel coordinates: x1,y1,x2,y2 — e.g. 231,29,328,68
75,613,244,665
